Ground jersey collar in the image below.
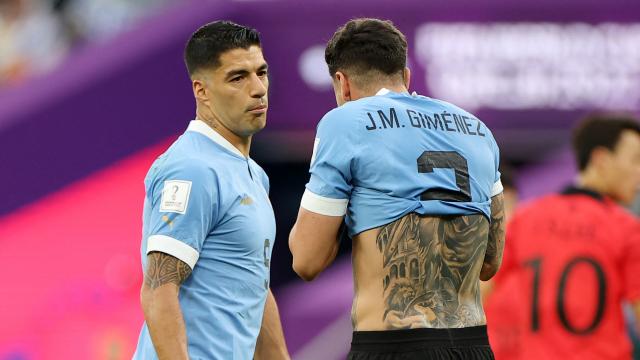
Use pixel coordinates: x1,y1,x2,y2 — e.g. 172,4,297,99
375,88,420,97
376,88,391,96
561,186,605,202
187,120,246,159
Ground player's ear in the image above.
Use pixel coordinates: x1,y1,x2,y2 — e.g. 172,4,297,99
403,67,411,89
590,146,611,171
192,73,210,106
335,71,351,102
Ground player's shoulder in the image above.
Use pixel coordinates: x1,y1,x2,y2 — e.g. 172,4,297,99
512,191,633,221
144,155,218,201
315,104,366,140
148,140,217,182
421,95,495,138
511,194,562,220
604,199,639,227
433,95,490,119
324,100,364,116
421,96,478,118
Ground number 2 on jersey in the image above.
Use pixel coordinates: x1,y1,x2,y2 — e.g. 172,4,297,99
417,151,471,202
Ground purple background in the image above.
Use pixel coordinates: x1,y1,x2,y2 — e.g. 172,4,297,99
0,0,639,358
2,0,639,216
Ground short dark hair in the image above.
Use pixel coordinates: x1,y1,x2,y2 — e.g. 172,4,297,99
499,164,516,191
325,18,407,81
184,21,261,76
572,112,640,171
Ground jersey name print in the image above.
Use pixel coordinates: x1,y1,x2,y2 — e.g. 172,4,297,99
364,107,486,138
304,89,501,236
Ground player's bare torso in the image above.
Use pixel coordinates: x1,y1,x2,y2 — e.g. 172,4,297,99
351,213,489,330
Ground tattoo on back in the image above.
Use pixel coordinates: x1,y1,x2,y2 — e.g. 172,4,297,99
144,251,192,289
377,213,489,329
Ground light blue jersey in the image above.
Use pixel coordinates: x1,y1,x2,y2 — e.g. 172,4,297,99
133,120,275,360
302,89,501,236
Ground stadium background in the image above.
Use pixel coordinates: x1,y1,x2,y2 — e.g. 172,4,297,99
1,0,639,358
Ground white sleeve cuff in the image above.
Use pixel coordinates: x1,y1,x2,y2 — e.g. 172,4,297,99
146,235,200,269
300,189,348,216
491,179,504,197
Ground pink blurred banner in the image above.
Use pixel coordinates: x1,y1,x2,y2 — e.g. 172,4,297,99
0,140,172,360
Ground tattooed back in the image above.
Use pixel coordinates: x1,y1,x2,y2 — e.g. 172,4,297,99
351,212,489,331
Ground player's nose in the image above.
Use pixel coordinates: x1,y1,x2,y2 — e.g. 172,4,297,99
248,73,267,98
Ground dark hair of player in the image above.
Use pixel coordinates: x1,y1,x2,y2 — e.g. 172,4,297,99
499,164,516,191
324,18,407,83
184,21,261,76
572,113,640,171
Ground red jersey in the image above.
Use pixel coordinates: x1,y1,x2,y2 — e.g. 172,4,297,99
493,188,640,359
486,268,527,359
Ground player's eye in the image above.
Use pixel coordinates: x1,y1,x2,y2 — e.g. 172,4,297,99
257,70,268,77
230,76,243,83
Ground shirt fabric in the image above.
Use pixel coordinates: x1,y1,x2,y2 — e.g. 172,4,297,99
302,88,502,236
133,120,275,360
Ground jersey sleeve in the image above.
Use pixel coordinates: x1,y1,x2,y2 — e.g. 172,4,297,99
488,130,503,197
621,220,640,301
302,109,357,216
144,160,218,269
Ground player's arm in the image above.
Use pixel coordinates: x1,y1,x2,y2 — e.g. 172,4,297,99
140,251,192,360
290,109,354,281
480,192,505,281
479,279,495,302
140,161,216,359
254,289,290,359
289,206,343,281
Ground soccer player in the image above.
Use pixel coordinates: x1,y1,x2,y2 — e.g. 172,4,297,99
132,21,289,359
495,114,640,359
289,18,504,359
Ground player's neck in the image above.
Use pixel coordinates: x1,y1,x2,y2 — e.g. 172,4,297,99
370,83,407,96
577,170,610,198
350,83,408,101
195,109,251,158
222,130,251,158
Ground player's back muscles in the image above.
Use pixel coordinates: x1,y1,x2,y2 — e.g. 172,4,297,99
351,213,489,331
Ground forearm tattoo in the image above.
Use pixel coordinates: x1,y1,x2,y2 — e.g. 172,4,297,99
377,213,489,329
144,251,192,290
485,194,505,268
